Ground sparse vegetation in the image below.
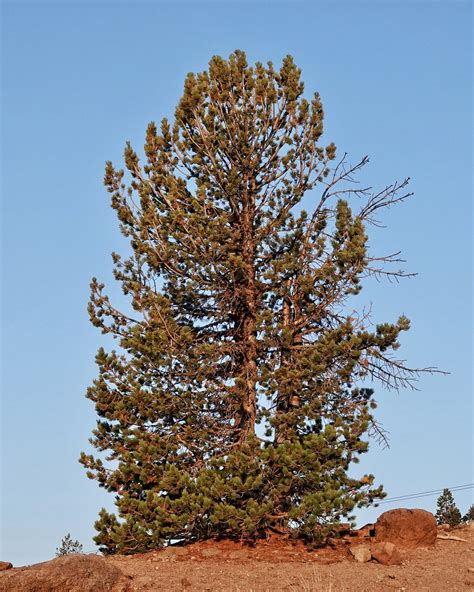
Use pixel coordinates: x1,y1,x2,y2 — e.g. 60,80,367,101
288,567,343,592
55,533,83,557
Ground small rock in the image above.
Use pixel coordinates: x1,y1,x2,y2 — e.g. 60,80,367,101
0,563,12,572
228,550,248,560
349,545,371,563
468,567,474,573
201,548,221,558
161,546,187,561
371,542,402,566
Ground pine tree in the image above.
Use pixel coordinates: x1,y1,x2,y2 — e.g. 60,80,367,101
55,533,83,557
435,489,462,526
80,50,432,554
462,504,474,522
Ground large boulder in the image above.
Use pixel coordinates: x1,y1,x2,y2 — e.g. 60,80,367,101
0,554,130,592
375,508,437,549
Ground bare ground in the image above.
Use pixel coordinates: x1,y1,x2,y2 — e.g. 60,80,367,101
1,524,473,591
106,524,474,591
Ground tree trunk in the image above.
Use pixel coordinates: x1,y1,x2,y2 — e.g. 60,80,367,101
233,185,257,446
275,281,301,444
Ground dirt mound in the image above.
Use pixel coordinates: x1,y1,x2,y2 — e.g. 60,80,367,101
131,534,351,565
0,554,131,592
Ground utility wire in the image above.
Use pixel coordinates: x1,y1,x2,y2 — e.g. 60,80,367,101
384,483,473,501
377,483,474,505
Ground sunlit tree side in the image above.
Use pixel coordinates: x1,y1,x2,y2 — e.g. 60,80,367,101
80,50,435,554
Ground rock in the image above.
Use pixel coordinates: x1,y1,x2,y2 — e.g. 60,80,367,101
371,542,402,566
0,554,130,592
355,523,375,538
437,534,468,542
228,549,249,560
162,546,188,560
201,548,222,558
375,508,437,549
0,563,12,572
349,545,372,563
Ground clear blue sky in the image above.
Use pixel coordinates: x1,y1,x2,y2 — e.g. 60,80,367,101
1,0,472,566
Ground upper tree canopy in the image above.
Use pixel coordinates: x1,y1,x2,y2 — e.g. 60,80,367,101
81,51,432,554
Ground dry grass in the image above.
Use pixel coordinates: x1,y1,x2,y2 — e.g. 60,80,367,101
287,567,343,592
228,570,342,592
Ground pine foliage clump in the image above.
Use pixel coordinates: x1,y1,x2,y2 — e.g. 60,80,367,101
435,489,462,526
55,534,83,557
463,504,474,523
81,50,430,554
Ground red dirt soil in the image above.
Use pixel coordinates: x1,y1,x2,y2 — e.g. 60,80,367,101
1,524,473,591
106,524,474,591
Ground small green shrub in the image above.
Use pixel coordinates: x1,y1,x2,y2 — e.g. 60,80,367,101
55,533,84,557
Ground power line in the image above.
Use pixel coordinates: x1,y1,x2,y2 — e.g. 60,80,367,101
385,483,474,500
377,483,474,505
